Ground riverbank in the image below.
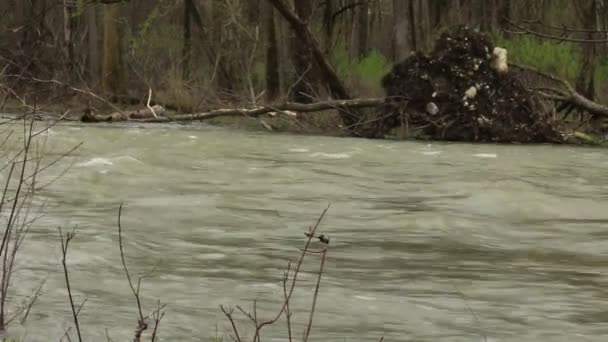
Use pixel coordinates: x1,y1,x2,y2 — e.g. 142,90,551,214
0,97,608,146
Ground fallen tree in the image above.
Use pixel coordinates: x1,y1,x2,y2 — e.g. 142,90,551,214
81,98,383,124
509,63,608,119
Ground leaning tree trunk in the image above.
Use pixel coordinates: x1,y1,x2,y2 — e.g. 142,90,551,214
266,0,359,127
290,0,316,103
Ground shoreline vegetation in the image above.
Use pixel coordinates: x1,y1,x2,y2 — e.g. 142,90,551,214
2,2,608,146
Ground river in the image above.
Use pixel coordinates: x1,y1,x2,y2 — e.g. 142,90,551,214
6,122,608,341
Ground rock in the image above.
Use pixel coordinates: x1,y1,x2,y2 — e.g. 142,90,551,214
426,102,439,115
491,47,508,74
464,86,477,99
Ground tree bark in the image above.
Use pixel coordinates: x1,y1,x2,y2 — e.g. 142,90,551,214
182,0,193,80
392,0,413,61
290,0,316,103
413,0,431,52
63,0,76,76
265,4,281,101
323,0,335,54
357,0,370,57
575,0,600,101
446,0,462,27
86,3,101,83
102,3,125,97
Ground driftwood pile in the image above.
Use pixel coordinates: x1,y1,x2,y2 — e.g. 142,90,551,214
359,26,564,142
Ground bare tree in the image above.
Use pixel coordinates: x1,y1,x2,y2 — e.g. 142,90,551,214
265,2,281,101
357,0,370,57
392,0,414,61
102,2,125,97
290,0,317,103
86,3,101,83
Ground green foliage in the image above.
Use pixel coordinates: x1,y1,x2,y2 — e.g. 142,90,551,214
494,34,581,79
356,50,391,84
330,42,352,82
595,57,608,82
495,34,608,95
330,43,390,85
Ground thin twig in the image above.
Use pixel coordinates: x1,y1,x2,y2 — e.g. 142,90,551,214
504,17,608,43
150,301,166,342
146,89,158,118
303,248,327,342
58,226,83,342
282,263,293,342
117,204,149,342
220,305,242,342
252,204,331,338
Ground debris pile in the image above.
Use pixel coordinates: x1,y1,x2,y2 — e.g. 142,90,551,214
360,26,562,143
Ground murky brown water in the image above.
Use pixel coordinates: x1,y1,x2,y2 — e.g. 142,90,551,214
5,122,608,341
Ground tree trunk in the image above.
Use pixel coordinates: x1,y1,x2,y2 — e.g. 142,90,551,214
575,0,599,102
102,3,125,97
357,0,369,57
266,0,358,126
63,0,76,76
208,1,235,96
392,0,414,61
413,0,431,52
265,4,280,101
290,0,316,103
244,0,260,24
498,0,512,35
446,0,462,27
323,0,334,54
86,3,100,83
182,0,193,80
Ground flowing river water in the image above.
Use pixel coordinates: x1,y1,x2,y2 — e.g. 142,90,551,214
5,122,608,341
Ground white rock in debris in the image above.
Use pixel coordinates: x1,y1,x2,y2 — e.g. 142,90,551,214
464,86,477,99
426,102,439,115
491,47,508,74
477,115,491,126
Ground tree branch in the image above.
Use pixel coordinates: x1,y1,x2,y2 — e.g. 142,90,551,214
504,17,608,43
510,63,608,118
58,227,83,342
135,98,384,123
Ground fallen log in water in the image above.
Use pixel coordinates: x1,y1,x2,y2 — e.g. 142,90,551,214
128,98,384,124
81,105,166,122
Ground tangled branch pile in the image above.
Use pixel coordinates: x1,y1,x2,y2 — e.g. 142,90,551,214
359,26,563,143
